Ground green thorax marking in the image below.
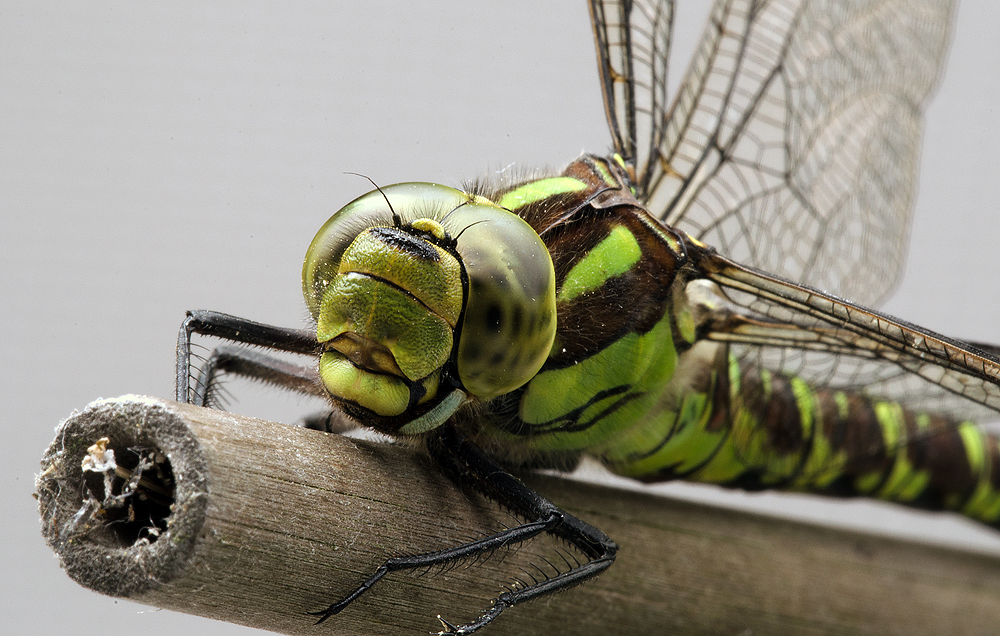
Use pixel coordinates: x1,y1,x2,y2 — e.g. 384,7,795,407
499,177,587,211
558,226,642,303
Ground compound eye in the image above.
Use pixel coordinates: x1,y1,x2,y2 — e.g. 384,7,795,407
449,206,556,398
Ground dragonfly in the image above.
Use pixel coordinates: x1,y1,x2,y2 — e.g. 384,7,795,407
175,0,1000,633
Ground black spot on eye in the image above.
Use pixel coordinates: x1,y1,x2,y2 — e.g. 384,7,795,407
510,351,523,370
486,304,503,333
511,306,523,334
490,351,505,365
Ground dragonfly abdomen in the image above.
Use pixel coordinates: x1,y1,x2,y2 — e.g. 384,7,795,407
639,354,1000,526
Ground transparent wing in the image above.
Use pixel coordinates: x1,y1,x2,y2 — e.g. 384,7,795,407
691,249,1000,423
588,0,673,174
591,0,956,305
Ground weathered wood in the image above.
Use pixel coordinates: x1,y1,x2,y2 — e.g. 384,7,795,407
36,395,1000,636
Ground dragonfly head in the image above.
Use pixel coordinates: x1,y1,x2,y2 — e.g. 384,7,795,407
303,182,556,435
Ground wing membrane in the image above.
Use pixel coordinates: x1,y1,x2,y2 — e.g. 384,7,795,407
691,249,1000,422
591,0,956,305
588,0,673,178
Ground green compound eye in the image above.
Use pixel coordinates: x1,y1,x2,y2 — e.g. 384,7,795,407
446,204,556,398
302,182,556,428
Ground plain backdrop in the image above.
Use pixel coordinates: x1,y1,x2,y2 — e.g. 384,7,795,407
3,1,1000,634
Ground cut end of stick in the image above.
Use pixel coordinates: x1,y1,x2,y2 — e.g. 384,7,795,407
35,396,208,598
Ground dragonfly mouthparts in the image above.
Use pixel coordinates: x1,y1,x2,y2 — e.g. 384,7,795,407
326,332,405,378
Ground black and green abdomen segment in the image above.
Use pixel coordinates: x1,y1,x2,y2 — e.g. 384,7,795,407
694,360,1000,525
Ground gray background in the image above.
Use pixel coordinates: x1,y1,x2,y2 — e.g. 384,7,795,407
3,1,999,634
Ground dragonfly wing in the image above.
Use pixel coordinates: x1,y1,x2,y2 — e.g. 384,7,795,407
588,0,673,171
627,0,954,305
690,248,1000,423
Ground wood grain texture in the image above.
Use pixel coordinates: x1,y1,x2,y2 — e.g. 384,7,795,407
36,396,1000,636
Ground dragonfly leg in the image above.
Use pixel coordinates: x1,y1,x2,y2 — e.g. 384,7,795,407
191,344,327,406
311,423,617,634
176,310,320,404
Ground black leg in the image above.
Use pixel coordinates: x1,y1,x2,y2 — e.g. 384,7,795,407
310,423,618,635
176,310,321,404
189,344,328,406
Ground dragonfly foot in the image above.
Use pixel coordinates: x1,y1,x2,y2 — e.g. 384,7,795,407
433,599,507,636
308,590,363,625
434,615,460,635
433,612,486,636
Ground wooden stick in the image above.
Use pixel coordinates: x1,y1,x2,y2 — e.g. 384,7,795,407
36,395,1000,636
